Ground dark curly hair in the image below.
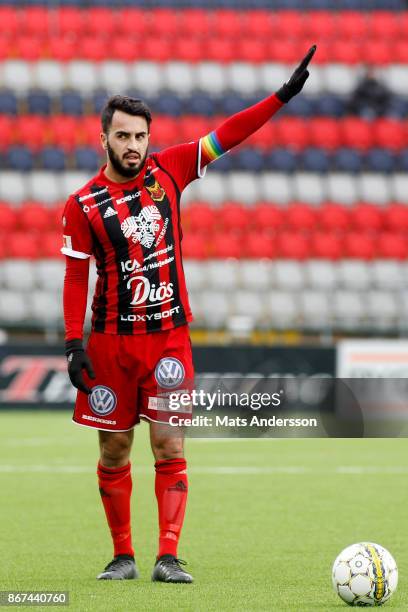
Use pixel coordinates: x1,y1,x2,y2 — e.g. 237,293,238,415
101,95,152,134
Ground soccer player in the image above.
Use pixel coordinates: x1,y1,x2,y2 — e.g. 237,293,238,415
62,45,316,583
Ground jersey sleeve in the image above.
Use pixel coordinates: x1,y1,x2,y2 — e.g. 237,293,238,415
61,196,93,259
154,141,206,192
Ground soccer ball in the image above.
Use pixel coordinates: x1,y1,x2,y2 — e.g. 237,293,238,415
332,542,398,606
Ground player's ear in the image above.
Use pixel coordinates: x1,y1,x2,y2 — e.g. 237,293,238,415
100,132,108,151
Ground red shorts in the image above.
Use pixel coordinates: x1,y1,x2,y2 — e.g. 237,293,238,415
73,324,194,431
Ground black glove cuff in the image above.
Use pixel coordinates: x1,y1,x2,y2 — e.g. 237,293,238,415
275,85,290,104
65,339,84,357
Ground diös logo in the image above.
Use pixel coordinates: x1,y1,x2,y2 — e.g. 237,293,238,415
127,276,174,308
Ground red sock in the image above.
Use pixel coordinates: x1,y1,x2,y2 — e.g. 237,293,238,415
97,461,134,558
155,458,188,558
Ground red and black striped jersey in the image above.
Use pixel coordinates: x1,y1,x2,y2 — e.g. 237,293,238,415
62,141,206,335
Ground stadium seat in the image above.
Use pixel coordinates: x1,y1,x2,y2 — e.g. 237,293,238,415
300,290,331,329
252,202,286,231
327,174,358,206
0,8,19,36
301,148,330,172
0,172,28,203
369,11,400,40
213,9,243,38
310,232,343,260
195,63,228,94
0,90,18,114
391,174,408,202
371,260,403,290
49,116,81,150
293,173,325,205
365,291,398,330
343,232,376,260
212,232,242,258
377,232,408,259
226,173,260,205
15,116,47,151
2,60,33,92
350,202,384,232
0,203,18,232
27,90,51,115
75,147,100,171
116,9,150,37
42,232,62,258
274,260,305,291
333,148,363,172
27,172,61,204
48,37,77,62
130,61,163,95
99,61,130,93
66,61,98,93
337,260,371,290
31,290,62,323
374,119,406,152
276,231,310,260
19,202,52,233
183,260,207,292
359,173,390,205
342,118,373,151
266,291,300,329
206,260,239,291
330,40,361,65
35,259,65,291
286,202,317,231
276,118,309,151
217,202,248,233
383,66,408,96
0,290,29,323
319,202,351,232
6,147,33,171
2,259,36,291
181,233,208,259
332,290,365,330
86,8,118,36
365,149,395,173
41,147,67,171
232,290,266,327
309,118,341,150
259,173,291,204
245,232,277,258
322,65,359,96
228,63,259,94
8,233,39,259
265,149,297,172
181,9,211,38
305,260,338,290
240,260,272,290
33,61,66,93
56,8,85,36
384,203,408,232
200,291,230,329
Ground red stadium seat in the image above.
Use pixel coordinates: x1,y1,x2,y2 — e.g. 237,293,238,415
15,116,47,150
25,7,50,36
268,39,300,64
343,232,376,260
81,116,101,147
151,116,179,147
0,202,18,232
141,36,172,61
42,232,63,258
205,38,235,63
148,9,180,38
0,36,10,60
330,40,361,65
86,8,118,37
377,232,408,259
311,231,343,260
80,36,108,61
309,119,341,150
217,202,248,233
173,37,203,62
384,203,408,232
374,119,407,152
212,10,243,38
15,36,45,61
247,123,276,149
184,202,216,233
0,235,7,259
117,9,150,36
8,232,39,259
110,38,140,62
361,41,392,67
368,12,400,40
319,203,351,232
276,118,309,151
212,232,241,258
350,202,384,232
19,202,52,233
277,231,310,260
0,8,19,36
393,41,408,64
56,8,85,37
337,12,368,40
0,116,14,150
181,233,208,259
286,203,317,231
180,9,211,38
49,116,80,150
48,36,77,61
246,232,277,258
49,203,66,230
274,11,304,39
252,202,286,231
180,117,212,142
309,43,330,65
304,11,335,40
342,118,374,151
245,11,274,39
237,39,267,64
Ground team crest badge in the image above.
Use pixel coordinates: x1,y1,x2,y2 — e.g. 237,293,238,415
145,174,166,202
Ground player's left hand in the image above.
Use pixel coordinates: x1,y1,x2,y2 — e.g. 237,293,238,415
276,44,317,103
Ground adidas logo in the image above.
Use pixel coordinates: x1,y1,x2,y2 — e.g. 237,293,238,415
103,206,118,218
168,480,188,492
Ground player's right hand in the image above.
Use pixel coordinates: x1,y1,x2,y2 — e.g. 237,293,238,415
65,339,95,394
276,44,317,103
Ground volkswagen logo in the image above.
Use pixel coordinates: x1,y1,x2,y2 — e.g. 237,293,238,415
155,357,185,389
88,386,117,416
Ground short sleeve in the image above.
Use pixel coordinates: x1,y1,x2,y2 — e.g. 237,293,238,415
61,196,93,259
154,141,206,192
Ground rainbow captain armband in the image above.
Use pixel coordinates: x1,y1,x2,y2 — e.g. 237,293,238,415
201,131,227,163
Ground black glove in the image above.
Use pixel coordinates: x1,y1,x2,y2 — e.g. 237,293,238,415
276,45,317,103
65,339,95,395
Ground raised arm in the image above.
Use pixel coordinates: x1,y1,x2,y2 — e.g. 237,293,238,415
200,45,317,168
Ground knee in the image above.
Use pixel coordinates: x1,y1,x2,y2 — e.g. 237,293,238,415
100,433,132,467
152,438,184,462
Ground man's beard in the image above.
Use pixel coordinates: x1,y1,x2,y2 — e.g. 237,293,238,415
106,142,148,179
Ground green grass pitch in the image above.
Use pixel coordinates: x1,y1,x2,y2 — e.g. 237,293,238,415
0,411,407,611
